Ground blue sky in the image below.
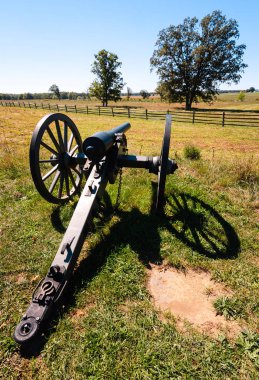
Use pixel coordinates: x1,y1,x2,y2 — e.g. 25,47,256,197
0,0,258,93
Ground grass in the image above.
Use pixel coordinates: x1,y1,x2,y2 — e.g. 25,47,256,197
214,296,245,320
6,90,259,111
0,107,258,379
183,145,201,160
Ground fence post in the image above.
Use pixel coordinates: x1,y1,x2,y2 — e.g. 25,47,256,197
128,107,130,118
49,104,50,110
75,105,77,113
192,110,195,124
35,102,37,109
111,107,114,117
222,112,225,127
29,103,31,109
145,109,148,120
57,104,59,111
98,106,100,116
87,105,88,114
65,104,67,112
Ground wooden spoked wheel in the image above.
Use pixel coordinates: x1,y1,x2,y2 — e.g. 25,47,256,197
30,113,83,203
156,114,172,211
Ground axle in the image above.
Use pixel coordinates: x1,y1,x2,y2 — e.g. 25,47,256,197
117,155,177,174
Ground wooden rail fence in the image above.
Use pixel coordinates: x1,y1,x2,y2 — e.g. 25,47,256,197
1,101,259,127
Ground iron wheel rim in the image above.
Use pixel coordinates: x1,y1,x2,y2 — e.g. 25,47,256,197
30,113,83,203
156,114,172,211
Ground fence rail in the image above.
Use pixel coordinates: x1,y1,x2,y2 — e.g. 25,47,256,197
1,101,259,127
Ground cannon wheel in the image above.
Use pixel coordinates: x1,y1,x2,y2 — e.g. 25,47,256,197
30,113,83,204
156,114,172,212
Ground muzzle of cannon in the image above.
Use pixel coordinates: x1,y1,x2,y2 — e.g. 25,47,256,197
14,113,177,345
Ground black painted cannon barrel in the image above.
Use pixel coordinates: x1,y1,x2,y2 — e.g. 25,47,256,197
82,122,131,160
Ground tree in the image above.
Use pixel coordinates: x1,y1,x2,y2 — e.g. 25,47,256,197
156,83,171,102
140,89,150,99
126,87,132,100
23,93,34,100
246,87,255,93
85,89,91,100
49,84,61,100
89,49,124,106
237,91,245,101
150,10,247,110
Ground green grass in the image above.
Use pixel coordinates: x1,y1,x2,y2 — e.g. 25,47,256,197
183,145,201,160
214,296,245,320
0,107,258,379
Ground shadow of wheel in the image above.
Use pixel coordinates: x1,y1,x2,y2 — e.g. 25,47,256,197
164,193,240,259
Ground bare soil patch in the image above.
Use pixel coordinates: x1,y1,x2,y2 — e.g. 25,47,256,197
147,264,243,338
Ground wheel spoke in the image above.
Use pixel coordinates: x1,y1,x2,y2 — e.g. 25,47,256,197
55,120,66,152
64,121,68,151
58,173,64,198
40,141,58,156
64,170,70,196
67,133,74,152
42,164,58,181
69,144,79,156
49,170,61,193
71,166,81,176
68,168,77,189
46,126,61,153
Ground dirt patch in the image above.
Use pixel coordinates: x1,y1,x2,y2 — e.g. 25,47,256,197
69,303,95,322
147,264,243,338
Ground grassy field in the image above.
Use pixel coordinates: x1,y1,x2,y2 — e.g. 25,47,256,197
0,107,258,379
18,91,259,111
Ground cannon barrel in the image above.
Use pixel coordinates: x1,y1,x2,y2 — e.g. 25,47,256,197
82,122,131,160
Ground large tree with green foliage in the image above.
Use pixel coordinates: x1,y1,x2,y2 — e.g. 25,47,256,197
150,10,247,110
49,84,61,100
89,49,124,106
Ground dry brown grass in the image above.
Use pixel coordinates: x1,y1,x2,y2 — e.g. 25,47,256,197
10,91,259,111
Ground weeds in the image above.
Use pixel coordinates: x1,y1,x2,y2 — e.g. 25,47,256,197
214,296,244,320
184,145,201,160
236,331,259,365
233,156,259,187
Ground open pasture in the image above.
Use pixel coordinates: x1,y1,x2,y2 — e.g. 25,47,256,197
12,91,259,111
0,107,258,379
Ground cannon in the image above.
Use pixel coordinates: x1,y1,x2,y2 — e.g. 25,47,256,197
13,113,177,344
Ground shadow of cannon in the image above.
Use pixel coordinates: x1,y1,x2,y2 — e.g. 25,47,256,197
20,189,240,357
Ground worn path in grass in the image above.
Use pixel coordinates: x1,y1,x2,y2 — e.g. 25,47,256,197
0,108,258,379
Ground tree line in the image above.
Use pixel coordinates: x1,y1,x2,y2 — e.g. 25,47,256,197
0,91,89,101
1,10,251,110
0,89,155,101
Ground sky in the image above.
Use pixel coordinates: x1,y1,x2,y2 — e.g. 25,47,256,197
0,0,259,94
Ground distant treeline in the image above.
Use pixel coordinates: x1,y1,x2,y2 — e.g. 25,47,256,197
0,92,89,100
0,91,154,100
0,89,257,101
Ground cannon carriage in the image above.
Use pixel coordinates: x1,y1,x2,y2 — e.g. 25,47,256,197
14,113,177,344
